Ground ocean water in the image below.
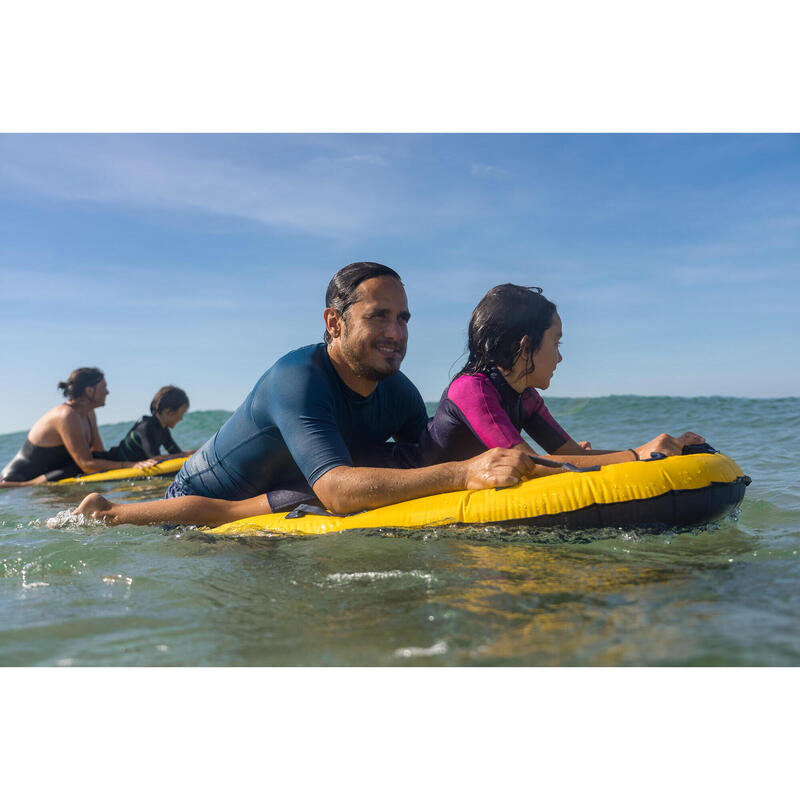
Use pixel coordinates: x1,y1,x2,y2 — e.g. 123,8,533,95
1,396,798,667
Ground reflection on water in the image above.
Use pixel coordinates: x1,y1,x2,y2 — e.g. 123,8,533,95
426,541,683,665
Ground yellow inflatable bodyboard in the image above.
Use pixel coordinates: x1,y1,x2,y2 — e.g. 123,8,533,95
208,452,748,537
55,456,189,484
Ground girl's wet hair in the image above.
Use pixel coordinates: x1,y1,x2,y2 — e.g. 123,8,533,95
150,385,190,416
324,261,403,343
57,367,104,400
458,284,557,377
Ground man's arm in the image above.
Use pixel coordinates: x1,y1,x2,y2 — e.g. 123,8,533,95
312,447,536,515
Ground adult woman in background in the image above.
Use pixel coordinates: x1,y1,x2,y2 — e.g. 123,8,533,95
0,367,155,487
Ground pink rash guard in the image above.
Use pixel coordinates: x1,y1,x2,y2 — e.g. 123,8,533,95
420,368,570,464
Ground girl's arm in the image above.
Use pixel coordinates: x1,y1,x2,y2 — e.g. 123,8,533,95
553,438,617,456
158,429,196,460
514,431,706,477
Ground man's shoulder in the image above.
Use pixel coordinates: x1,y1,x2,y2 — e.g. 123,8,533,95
258,343,327,383
380,370,424,402
271,343,326,370
252,343,334,408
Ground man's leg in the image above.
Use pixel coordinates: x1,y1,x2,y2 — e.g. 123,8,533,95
75,492,271,527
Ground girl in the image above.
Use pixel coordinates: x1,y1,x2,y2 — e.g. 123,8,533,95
108,385,195,463
1,368,156,487
421,284,703,473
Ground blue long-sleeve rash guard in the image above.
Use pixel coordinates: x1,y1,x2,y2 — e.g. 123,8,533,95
174,343,429,501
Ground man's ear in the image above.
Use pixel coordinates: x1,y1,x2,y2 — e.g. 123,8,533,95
323,307,344,340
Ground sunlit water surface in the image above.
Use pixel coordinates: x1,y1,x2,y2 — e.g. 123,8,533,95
2,398,798,666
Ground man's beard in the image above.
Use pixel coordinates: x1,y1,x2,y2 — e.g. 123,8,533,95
341,338,404,382
350,355,401,383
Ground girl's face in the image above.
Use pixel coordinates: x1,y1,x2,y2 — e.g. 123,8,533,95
161,404,188,428
524,313,563,390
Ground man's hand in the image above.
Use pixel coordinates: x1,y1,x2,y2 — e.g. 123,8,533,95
634,431,706,460
462,448,536,490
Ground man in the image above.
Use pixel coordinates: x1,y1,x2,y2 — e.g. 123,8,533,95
76,262,534,526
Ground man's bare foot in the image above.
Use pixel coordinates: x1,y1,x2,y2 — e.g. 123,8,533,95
75,492,117,522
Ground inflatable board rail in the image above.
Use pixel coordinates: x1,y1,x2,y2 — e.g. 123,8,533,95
208,451,750,537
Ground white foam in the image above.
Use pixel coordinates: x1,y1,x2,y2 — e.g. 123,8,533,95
326,569,433,585
102,574,133,586
45,510,105,529
394,640,448,658
21,562,49,589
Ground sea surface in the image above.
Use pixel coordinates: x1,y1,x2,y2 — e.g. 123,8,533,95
1,396,798,667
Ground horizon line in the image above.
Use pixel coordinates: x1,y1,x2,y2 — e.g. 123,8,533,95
0,394,797,438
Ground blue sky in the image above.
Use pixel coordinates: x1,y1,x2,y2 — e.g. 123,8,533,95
1,133,798,434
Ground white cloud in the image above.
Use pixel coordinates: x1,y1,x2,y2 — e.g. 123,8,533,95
335,154,387,166
0,137,479,238
671,265,780,285
470,163,509,177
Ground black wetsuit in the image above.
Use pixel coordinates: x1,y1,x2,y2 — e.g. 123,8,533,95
0,440,121,482
111,416,182,462
0,440,86,482
1,410,101,482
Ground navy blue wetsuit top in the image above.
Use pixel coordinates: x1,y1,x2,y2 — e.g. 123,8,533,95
174,343,429,501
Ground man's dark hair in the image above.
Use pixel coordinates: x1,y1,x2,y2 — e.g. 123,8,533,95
324,262,403,343
457,284,557,377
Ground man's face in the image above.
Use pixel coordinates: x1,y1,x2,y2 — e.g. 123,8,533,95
334,276,410,382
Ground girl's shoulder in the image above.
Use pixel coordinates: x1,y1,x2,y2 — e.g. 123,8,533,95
447,372,498,402
521,387,545,415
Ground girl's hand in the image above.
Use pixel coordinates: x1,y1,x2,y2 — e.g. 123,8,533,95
677,431,705,447
633,431,705,460
133,458,159,471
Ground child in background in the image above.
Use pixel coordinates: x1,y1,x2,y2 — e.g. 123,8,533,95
109,386,195,463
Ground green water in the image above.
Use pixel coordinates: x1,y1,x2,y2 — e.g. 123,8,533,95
1,397,798,666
